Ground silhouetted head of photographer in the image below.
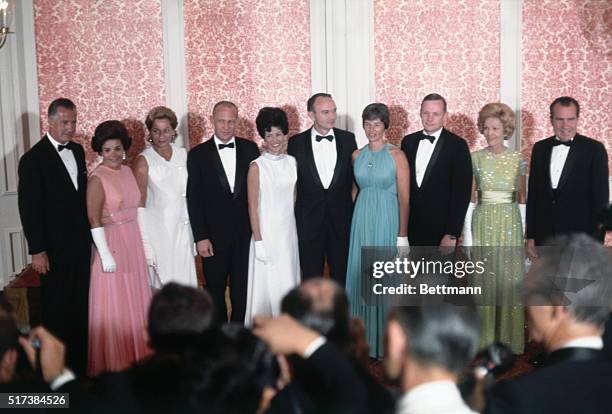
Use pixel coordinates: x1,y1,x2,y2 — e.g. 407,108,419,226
522,233,612,353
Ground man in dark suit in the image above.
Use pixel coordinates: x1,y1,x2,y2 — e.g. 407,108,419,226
386,305,480,414
187,101,259,323
485,234,612,414
17,98,90,376
400,94,472,247
525,96,609,259
288,93,357,285
269,278,395,414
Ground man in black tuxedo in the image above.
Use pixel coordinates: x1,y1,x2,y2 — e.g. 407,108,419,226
17,98,90,376
485,234,612,414
525,96,609,259
288,93,357,285
187,101,259,323
400,94,472,247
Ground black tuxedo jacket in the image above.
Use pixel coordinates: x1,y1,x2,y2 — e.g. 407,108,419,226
186,137,260,249
401,128,472,245
287,127,357,241
485,347,612,414
17,135,90,260
526,134,609,244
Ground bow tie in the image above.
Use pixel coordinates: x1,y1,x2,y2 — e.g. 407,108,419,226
218,142,235,150
57,143,73,152
316,135,334,142
419,134,435,144
553,140,573,147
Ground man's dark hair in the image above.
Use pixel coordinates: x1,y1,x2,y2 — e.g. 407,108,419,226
148,283,215,352
47,98,76,118
389,305,480,374
549,96,580,119
307,93,333,113
0,316,19,360
281,279,351,350
421,93,448,113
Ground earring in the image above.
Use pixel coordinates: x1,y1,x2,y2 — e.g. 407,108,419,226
172,134,177,143
122,152,127,161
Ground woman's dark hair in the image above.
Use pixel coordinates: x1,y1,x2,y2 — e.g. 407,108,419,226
91,120,132,153
362,103,390,129
255,107,288,138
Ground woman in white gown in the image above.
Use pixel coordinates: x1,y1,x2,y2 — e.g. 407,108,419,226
133,106,197,287
244,107,300,324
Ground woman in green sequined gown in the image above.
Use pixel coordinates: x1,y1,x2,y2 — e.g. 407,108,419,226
345,103,410,358
464,103,526,354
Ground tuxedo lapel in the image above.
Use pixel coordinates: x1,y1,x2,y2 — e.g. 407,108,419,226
420,130,446,188
304,128,325,189
206,138,232,196
327,128,344,190
556,136,580,192
542,139,555,193
42,135,79,193
233,139,249,200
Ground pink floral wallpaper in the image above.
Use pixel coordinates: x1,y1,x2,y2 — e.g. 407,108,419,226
183,0,311,148
521,0,612,173
33,0,166,170
374,0,500,148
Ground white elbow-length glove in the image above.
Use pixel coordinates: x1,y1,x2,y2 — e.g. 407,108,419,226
462,202,476,247
519,203,526,237
137,207,156,267
254,240,269,264
91,227,116,273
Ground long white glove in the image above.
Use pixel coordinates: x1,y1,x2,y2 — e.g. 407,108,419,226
519,204,526,237
396,236,409,247
462,203,476,247
91,227,116,273
254,240,269,264
137,207,156,266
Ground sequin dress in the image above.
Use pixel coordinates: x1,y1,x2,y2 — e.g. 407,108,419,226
346,144,398,358
471,148,525,354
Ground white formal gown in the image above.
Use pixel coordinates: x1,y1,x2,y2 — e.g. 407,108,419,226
140,144,197,287
244,152,300,324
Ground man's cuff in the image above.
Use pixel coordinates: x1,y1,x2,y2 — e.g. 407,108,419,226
49,368,75,391
302,336,327,359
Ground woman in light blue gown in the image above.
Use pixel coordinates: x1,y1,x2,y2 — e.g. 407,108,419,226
345,103,410,358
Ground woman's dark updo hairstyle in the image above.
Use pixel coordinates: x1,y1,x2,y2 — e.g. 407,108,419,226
91,120,132,153
255,107,288,139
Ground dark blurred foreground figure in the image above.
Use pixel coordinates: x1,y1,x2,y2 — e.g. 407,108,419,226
385,305,480,414
269,278,395,414
485,234,612,414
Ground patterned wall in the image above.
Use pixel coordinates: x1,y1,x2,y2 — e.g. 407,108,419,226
521,0,612,172
373,0,500,149
33,0,166,169
183,0,311,148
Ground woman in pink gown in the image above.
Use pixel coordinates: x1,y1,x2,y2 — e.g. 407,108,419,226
87,120,152,376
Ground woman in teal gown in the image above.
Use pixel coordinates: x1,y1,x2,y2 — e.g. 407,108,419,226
463,102,526,354
345,103,410,358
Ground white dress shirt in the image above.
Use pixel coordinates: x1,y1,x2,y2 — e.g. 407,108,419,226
214,135,237,192
558,335,604,350
396,380,478,414
47,133,78,190
414,128,443,187
549,136,572,189
310,128,337,189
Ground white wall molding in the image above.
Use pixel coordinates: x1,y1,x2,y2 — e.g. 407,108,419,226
161,0,189,148
310,0,374,146
0,0,39,288
500,0,522,150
